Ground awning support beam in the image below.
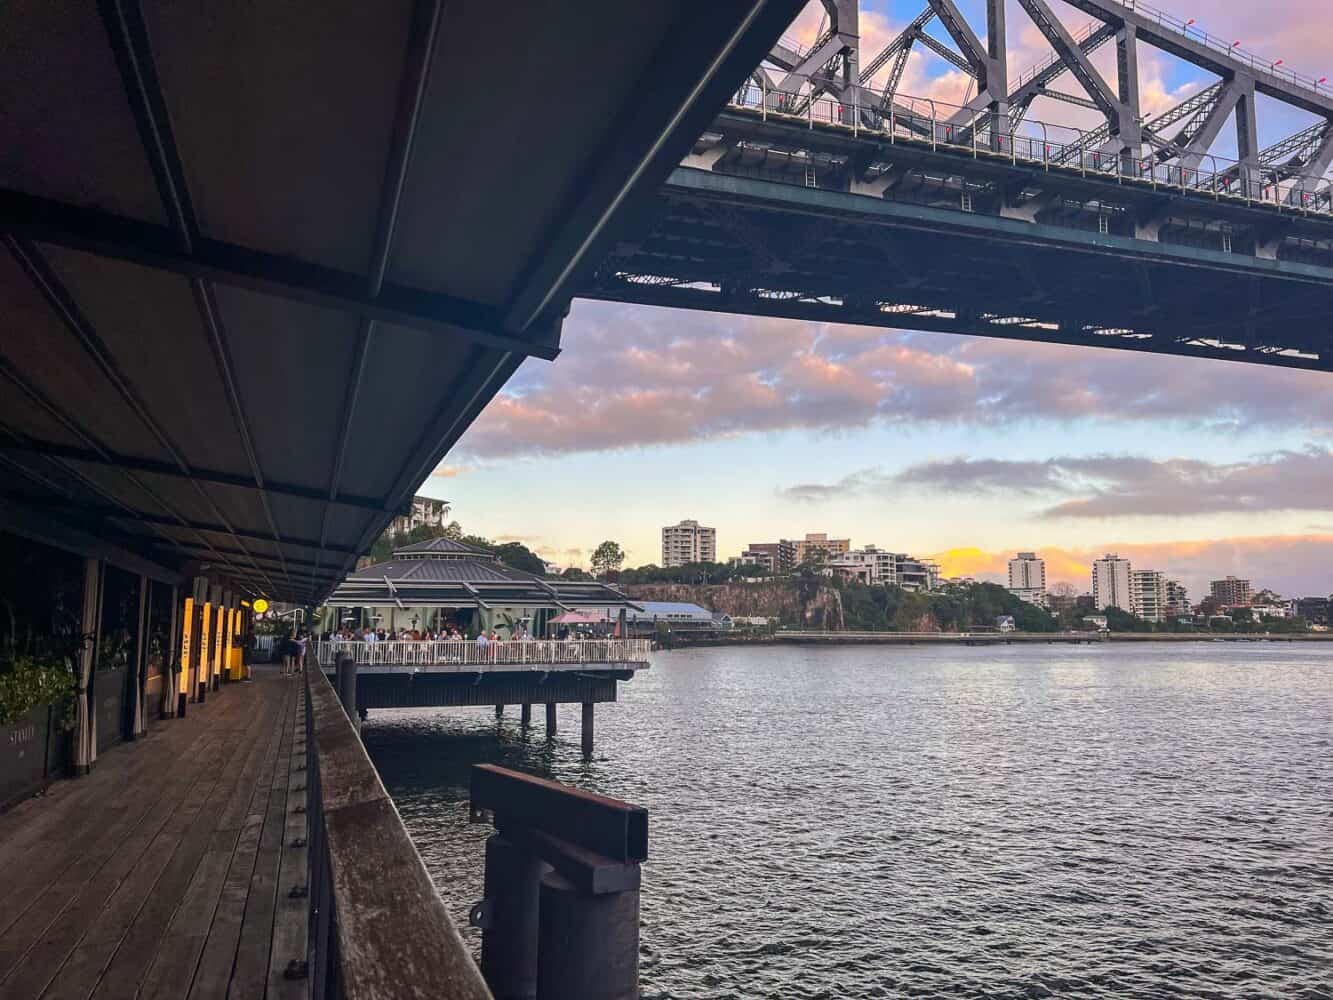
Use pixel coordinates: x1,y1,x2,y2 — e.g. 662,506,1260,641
0,189,563,362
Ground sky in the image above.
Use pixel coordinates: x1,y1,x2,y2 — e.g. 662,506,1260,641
424,0,1333,600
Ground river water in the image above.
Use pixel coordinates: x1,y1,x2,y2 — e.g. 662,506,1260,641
363,643,1333,998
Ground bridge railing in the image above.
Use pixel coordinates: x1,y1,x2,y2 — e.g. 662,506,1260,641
313,638,653,669
727,81,1333,216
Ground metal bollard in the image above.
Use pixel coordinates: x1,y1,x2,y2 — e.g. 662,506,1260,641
536,870,640,1000
477,834,547,999
335,653,358,733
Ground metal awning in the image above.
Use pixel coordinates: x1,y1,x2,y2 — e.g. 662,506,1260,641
0,0,801,604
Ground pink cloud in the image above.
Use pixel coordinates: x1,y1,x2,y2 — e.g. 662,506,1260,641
455,302,1333,459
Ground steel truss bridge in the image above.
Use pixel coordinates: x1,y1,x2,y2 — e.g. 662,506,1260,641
579,0,1333,373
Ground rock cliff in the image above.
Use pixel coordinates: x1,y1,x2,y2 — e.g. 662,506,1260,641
623,581,845,630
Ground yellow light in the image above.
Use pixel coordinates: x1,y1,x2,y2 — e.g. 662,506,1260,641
253,598,270,614
179,598,194,694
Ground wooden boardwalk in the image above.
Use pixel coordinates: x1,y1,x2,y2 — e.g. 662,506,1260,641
0,669,309,1000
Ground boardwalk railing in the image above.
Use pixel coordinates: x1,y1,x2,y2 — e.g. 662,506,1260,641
303,662,492,999
313,638,653,669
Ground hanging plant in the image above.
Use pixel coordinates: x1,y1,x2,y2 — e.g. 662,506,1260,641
0,655,76,727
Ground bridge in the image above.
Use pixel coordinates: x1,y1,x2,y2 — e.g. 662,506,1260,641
581,0,1333,372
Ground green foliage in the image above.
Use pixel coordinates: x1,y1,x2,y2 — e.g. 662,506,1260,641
590,541,626,577
0,656,76,726
561,567,592,581
490,542,547,575
1103,607,1154,632
836,580,1059,633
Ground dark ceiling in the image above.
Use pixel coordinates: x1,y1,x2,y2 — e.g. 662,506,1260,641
0,0,803,602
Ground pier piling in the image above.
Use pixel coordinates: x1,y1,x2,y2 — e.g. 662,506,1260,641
537,870,639,1000
521,703,532,729
335,653,358,733
581,702,594,758
545,703,557,739
481,834,546,999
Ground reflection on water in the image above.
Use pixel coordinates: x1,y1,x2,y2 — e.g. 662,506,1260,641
363,643,1333,998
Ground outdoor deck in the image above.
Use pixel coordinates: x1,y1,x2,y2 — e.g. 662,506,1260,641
0,668,308,1000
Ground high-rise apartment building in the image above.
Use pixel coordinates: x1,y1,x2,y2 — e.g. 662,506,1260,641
1092,554,1134,613
1007,552,1048,607
1165,580,1191,618
1210,576,1252,607
389,495,450,536
792,533,851,564
1132,570,1167,623
740,540,796,574
661,520,717,567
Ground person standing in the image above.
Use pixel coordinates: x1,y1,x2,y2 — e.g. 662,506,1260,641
281,632,295,676
293,632,308,676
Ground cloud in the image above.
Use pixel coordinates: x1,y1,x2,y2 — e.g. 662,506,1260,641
455,301,1333,460
892,449,1333,518
930,534,1333,600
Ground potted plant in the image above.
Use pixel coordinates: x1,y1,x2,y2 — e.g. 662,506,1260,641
0,654,76,809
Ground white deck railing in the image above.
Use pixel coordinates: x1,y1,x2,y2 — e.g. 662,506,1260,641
313,638,653,669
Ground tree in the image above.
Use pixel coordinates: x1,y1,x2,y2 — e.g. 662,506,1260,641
590,541,625,578
561,567,592,582
491,541,547,575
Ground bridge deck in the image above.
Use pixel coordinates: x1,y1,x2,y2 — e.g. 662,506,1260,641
0,669,306,1000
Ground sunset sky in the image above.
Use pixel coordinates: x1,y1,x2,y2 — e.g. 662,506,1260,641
426,0,1333,600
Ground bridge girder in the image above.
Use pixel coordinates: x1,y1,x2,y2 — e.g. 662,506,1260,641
759,0,1333,191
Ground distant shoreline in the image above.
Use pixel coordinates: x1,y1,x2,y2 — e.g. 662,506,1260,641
664,632,1333,648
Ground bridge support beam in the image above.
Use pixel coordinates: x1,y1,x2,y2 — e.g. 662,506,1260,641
495,703,504,720
545,703,557,740
581,703,594,759
520,703,532,729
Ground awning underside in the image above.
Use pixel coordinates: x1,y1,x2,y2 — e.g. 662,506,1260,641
0,0,802,603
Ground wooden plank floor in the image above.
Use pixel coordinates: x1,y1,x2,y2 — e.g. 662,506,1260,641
0,668,309,1000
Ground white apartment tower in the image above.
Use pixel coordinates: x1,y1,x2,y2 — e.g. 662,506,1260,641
1007,552,1048,607
1132,570,1167,623
661,520,717,567
1092,554,1135,613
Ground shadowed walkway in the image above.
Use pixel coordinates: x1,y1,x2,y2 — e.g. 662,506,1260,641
0,669,308,1000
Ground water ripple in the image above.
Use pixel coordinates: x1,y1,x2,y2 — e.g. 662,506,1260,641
365,643,1333,998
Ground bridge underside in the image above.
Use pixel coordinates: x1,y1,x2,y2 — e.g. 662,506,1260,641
348,670,630,711
582,126,1333,373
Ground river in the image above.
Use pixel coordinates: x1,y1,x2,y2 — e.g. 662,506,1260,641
363,643,1333,998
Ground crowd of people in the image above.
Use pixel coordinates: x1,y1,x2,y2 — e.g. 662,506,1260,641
321,625,470,642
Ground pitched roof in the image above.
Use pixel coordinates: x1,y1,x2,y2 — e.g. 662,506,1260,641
393,536,495,558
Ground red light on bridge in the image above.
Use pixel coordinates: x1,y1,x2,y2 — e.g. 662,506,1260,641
1186,18,1195,26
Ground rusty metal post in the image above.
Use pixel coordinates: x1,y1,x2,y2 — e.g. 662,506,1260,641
536,870,639,1000
544,703,557,739
335,653,358,734
478,834,546,1000
581,702,594,758
520,703,532,729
